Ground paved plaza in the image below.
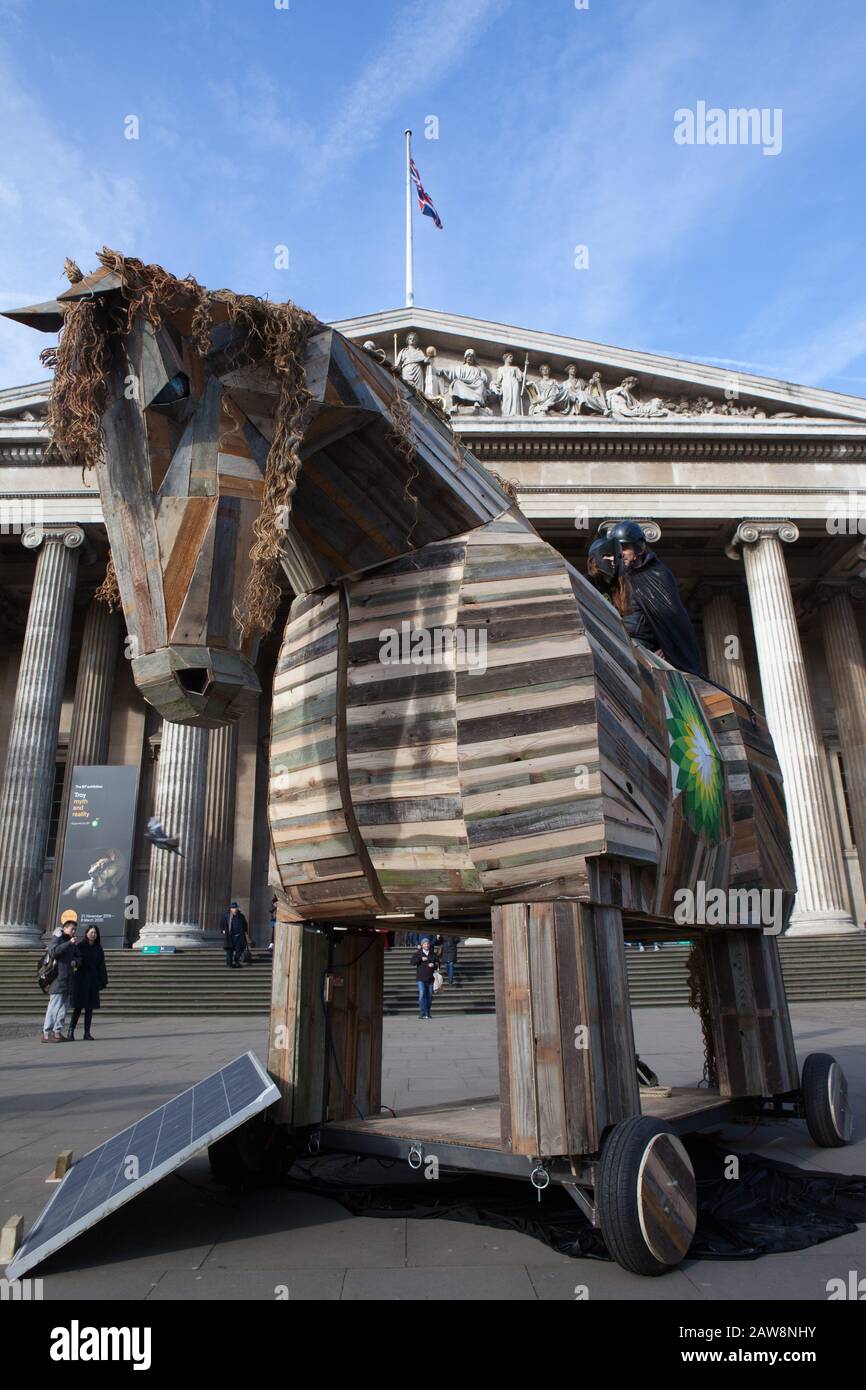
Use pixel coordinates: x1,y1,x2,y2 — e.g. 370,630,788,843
1,1004,864,1300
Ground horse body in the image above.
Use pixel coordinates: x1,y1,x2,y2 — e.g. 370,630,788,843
6,257,794,931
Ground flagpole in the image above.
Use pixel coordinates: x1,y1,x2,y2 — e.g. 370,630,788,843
404,128,414,308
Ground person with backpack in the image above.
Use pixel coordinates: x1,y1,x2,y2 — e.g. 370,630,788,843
40,910,80,1043
67,924,109,1040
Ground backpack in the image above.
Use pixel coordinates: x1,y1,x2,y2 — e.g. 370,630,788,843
37,946,58,994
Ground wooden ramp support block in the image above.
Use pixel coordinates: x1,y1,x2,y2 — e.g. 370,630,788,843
493,900,640,1158
0,1216,23,1263
47,1150,73,1183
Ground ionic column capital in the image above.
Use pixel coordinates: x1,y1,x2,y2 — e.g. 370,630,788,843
814,579,866,605
21,524,85,551
726,519,799,560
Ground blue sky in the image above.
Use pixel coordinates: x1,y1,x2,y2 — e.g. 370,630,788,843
1,0,865,394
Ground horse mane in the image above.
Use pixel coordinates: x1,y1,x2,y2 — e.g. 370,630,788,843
41,247,321,641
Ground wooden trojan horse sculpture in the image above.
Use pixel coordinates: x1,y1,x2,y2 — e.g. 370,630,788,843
8,253,850,1275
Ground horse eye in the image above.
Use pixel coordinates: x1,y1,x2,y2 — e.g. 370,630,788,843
151,371,190,406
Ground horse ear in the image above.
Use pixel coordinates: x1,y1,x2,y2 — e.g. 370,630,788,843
2,265,124,332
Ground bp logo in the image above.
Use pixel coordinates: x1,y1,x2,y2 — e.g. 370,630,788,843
663,672,728,843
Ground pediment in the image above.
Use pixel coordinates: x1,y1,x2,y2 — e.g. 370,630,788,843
334,306,866,425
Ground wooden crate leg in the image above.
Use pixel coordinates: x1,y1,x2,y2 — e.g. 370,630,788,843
325,932,385,1122
701,929,799,1098
492,901,640,1158
267,920,329,1129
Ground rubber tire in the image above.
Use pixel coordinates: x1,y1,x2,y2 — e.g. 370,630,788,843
801,1053,852,1148
596,1116,694,1277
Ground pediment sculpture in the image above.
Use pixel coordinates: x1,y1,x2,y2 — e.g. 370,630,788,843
381,335,803,421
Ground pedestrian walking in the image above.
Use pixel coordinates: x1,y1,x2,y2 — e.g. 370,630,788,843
438,933,459,985
411,936,439,1020
222,900,249,968
68,925,108,1040
41,910,80,1043
268,895,277,951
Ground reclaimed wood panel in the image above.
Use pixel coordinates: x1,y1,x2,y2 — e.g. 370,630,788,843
267,917,329,1127
701,929,799,1097
493,899,639,1157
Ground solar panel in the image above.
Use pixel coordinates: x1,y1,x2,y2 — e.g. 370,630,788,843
6,1052,279,1281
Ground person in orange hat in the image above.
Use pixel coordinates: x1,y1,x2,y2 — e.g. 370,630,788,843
41,910,80,1043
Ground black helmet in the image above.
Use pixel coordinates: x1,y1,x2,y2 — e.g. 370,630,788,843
588,536,616,579
603,519,647,550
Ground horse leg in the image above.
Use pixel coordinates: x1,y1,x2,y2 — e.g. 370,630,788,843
267,915,384,1129
492,900,640,1157
698,928,799,1098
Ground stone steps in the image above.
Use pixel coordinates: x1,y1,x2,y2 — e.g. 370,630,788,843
2,936,865,1017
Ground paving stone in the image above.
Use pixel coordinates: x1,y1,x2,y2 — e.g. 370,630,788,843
147,1269,345,1300
342,1264,537,1300
527,1262,704,1301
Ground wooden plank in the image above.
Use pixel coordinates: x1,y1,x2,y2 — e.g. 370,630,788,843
493,905,538,1154
702,929,798,1098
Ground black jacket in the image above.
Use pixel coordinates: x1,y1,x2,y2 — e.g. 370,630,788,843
222,910,249,940
48,933,80,996
626,551,703,676
411,948,439,983
438,936,459,963
71,940,108,1010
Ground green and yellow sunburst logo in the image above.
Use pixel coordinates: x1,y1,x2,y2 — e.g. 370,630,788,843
663,673,728,843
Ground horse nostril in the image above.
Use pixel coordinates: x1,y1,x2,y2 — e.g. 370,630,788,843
176,667,212,695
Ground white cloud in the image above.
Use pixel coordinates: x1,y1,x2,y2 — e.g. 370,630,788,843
0,44,148,388
310,0,507,183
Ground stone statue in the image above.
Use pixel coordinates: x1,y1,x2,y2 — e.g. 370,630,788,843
440,349,491,414
605,376,668,419
491,352,525,417
528,363,567,415
563,365,608,416
395,332,427,393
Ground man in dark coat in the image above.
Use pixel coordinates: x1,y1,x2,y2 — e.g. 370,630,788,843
68,925,109,1040
41,910,80,1043
410,936,440,1020
437,934,459,985
222,901,249,968
590,523,704,676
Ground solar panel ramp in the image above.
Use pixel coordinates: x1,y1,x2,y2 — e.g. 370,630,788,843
5,1051,279,1281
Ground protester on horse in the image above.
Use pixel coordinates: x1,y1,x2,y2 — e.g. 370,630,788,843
587,520,703,676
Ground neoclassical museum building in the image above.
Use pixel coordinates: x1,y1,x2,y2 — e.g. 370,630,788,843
2,304,866,949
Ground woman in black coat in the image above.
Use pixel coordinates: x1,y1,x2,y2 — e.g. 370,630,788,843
68,925,109,1040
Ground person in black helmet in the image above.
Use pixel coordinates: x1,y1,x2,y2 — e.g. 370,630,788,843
587,522,703,675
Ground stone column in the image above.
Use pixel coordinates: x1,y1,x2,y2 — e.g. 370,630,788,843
731,521,858,934
137,721,209,949
817,583,866,912
46,599,122,930
198,722,239,942
0,526,84,947
701,585,751,703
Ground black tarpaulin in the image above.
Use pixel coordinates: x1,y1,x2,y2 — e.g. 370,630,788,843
277,1136,866,1262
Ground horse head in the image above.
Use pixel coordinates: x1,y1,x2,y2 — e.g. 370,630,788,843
6,252,512,727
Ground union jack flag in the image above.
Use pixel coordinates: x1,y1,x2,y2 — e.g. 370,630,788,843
410,157,443,229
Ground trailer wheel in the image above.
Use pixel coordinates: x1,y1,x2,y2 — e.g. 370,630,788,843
597,1116,697,1276
801,1053,853,1148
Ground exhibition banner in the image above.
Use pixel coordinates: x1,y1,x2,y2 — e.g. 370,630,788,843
56,765,139,948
